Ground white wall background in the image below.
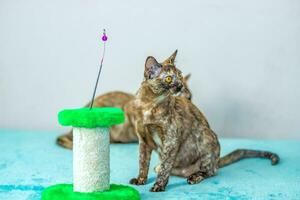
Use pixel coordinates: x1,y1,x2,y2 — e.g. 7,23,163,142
0,0,299,139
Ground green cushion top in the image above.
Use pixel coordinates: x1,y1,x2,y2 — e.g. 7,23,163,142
58,107,125,128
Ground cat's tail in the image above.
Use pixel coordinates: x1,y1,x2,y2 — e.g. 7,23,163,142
218,149,279,168
56,131,73,150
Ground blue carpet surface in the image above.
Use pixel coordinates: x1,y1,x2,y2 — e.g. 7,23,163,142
0,129,299,200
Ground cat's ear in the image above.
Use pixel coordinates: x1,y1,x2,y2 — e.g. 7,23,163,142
162,49,178,65
184,73,191,82
144,56,162,79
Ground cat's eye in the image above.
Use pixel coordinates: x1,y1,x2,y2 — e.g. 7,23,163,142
165,76,173,83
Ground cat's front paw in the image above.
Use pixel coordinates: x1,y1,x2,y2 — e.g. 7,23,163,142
150,183,165,192
129,177,147,185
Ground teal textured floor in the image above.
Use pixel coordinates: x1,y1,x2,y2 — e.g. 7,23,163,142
0,130,299,200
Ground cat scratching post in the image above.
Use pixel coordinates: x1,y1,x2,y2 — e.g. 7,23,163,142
42,107,140,200
73,127,110,192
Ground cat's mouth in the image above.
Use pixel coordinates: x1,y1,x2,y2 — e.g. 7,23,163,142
170,84,183,95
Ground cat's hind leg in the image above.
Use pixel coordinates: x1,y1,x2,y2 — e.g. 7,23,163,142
154,164,196,178
170,161,202,178
154,159,215,185
186,127,220,184
187,170,212,184
187,152,219,184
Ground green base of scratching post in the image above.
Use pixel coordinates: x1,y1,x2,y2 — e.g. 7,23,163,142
42,184,140,200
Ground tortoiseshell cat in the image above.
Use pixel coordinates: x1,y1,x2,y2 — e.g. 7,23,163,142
56,51,192,149
129,53,280,192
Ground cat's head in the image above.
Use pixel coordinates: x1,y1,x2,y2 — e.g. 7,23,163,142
144,50,192,100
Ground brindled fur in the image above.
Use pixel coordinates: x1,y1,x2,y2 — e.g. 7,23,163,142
129,50,279,192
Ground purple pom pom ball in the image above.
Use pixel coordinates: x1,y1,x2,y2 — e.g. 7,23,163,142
102,34,108,41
